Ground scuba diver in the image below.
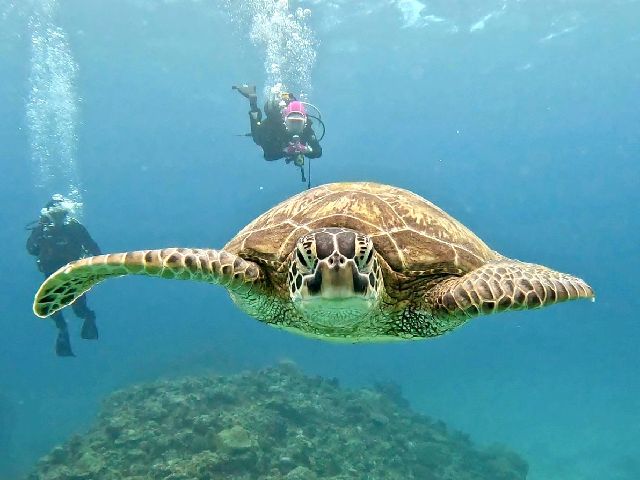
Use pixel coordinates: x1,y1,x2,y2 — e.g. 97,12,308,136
26,194,102,357
232,84,324,175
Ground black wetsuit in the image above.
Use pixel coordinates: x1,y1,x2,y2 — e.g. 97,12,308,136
250,111,322,161
27,219,102,356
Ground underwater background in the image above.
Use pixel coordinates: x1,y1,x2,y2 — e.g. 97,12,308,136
0,0,638,478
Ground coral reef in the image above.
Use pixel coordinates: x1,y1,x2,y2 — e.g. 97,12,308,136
27,362,528,479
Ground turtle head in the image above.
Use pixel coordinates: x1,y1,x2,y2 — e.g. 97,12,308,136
288,228,384,328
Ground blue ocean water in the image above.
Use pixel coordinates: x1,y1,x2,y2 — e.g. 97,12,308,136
1,0,638,478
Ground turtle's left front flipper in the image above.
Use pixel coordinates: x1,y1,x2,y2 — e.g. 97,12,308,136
427,259,594,319
33,248,262,319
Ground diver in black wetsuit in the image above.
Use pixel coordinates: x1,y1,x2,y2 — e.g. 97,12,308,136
27,194,102,357
233,84,322,163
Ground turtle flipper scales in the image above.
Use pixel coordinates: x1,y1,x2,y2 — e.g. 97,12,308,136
33,248,262,318
426,259,594,319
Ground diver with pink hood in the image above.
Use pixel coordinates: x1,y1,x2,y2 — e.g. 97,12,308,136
233,83,323,165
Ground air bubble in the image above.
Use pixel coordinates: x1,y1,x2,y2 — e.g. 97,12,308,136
224,0,318,95
27,0,83,217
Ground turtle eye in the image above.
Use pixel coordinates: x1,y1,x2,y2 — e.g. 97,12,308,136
355,235,375,271
295,244,316,273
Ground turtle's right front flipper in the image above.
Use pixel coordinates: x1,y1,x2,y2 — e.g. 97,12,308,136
427,259,594,320
33,248,262,319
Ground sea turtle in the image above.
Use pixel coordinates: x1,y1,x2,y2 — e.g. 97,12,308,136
33,182,593,342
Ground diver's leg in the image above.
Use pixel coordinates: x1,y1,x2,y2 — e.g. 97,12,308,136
249,110,263,144
249,95,258,111
52,312,75,357
72,294,99,340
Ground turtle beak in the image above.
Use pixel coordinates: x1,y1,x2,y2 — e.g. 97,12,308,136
304,253,370,299
294,257,378,328
317,262,359,298
291,250,383,329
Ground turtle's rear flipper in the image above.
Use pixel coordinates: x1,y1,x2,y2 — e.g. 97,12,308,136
427,259,594,319
33,249,262,319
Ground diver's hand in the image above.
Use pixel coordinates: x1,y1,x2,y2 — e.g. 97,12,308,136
284,142,311,155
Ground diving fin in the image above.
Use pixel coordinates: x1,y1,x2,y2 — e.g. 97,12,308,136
81,317,99,340
55,329,75,357
232,84,256,99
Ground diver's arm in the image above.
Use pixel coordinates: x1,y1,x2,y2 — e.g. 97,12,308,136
84,235,102,256
71,222,102,256
264,142,286,161
303,126,322,159
249,109,264,146
26,227,42,256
